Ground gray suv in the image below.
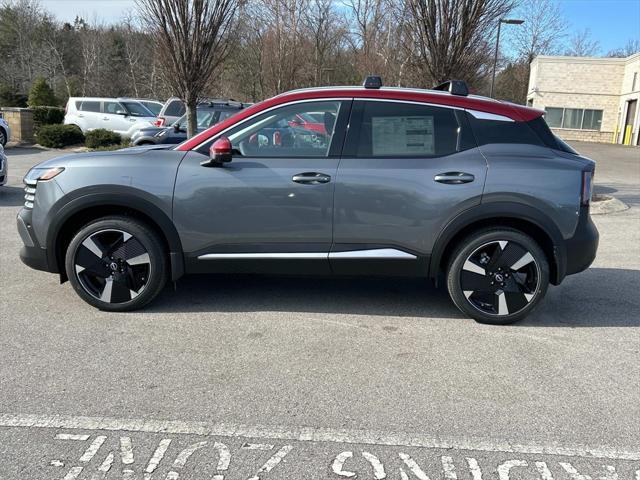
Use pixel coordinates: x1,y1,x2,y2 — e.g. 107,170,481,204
17,78,598,324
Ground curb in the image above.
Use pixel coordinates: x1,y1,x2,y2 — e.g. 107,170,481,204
590,194,629,215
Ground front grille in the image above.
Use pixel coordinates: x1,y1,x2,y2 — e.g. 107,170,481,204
24,179,36,209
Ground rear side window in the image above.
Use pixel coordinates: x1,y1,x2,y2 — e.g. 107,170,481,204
165,100,186,117
79,101,100,113
467,114,543,147
353,101,471,157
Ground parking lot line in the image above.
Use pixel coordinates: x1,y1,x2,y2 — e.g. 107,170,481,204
1,413,639,461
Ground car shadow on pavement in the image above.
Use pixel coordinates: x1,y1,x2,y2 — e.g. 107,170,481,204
0,186,25,207
145,267,639,327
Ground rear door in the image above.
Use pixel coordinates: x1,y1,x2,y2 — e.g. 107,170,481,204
331,99,486,275
77,100,102,131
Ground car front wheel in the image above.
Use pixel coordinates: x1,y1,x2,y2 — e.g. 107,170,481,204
447,228,549,325
65,216,168,311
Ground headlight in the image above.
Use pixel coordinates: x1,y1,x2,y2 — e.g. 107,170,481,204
24,167,65,183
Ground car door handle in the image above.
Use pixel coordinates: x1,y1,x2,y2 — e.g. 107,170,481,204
434,172,475,184
103,117,109,121
292,172,331,184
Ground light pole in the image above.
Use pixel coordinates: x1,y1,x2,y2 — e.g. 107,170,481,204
490,18,524,98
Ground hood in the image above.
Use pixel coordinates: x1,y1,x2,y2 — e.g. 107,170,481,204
31,145,179,170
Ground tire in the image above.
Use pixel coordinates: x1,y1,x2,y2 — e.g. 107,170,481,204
446,228,549,325
65,216,168,311
0,128,6,146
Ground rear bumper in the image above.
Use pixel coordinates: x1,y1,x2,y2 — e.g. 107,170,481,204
563,206,599,278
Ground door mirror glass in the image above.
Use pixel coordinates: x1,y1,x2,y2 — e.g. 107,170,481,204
202,137,232,167
115,110,128,116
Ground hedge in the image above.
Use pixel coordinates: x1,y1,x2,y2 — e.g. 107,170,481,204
32,106,65,133
85,129,122,149
36,124,84,148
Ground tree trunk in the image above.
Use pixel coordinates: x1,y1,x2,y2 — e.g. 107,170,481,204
186,97,198,138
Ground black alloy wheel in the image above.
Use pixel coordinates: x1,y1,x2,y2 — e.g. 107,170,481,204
65,216,167,311
447,228,549,324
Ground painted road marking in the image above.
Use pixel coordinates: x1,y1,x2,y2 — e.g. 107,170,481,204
3,413,638,461
145,438,172,475
79,435,106,462
247,445,293,480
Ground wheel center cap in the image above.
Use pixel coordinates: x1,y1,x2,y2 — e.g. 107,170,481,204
494,273,504,282
109,262,119,271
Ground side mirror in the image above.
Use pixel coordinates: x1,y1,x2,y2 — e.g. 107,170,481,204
201,137,232,167
173,123,181,133
116,110,128,116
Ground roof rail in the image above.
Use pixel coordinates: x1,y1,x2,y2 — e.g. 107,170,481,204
432,80,468,96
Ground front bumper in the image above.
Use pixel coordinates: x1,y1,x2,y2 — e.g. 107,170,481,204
17,208,58,273
563,206,599,277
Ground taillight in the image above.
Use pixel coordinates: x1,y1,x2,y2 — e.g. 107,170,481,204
581,171,594,206
154,117,166,127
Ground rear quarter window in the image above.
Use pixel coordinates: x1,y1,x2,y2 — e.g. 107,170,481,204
467,114,543,146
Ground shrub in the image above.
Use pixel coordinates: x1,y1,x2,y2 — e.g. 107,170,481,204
27,77,57,107
85,129,122,149
32,106,65,133
36,124,84,148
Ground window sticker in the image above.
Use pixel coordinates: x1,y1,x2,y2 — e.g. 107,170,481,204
371,116,434,155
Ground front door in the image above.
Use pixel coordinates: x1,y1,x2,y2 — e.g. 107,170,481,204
173,99,351,274
331,99,486,275
102,101,130,134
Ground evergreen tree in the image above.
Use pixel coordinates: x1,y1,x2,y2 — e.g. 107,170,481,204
28,77,57,107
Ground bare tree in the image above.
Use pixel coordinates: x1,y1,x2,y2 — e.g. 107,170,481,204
564,28,600,57
136,0,238,137
407,0,514,88
607,38,640,58
511,0,565,63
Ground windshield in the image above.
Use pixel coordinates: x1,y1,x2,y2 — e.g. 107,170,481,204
122,101,155,117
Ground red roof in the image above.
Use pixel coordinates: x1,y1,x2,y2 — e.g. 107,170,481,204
177,87,544,151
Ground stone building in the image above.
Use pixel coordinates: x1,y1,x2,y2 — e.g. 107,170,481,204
527,53,640,145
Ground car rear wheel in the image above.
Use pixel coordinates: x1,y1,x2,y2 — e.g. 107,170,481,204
65,216,168,311
447,228,549,325
0,128,6,146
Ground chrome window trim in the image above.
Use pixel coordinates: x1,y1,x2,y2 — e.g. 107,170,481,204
466,109,514,122
198,248,418,261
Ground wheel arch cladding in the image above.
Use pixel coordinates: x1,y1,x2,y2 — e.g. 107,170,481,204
430,202,565,286
48,191,184,282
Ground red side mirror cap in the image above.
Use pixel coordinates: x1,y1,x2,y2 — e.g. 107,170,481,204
203,137,233,167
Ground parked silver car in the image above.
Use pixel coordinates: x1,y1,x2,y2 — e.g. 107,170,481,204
0,144,7,186
64,97,157,137
0,116,11,146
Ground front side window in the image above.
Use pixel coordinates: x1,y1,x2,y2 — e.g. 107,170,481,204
224,101,342,158
355,101,467,157
103,101,123,114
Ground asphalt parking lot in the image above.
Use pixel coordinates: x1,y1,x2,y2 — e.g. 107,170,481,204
0,142,638,479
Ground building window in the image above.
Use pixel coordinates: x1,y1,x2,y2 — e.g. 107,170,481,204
633,72,638,91
544,107,603,131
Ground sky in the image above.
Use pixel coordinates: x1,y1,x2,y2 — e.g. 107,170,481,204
41,0,640,55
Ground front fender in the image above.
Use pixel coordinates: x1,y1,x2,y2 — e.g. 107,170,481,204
45,186,184,281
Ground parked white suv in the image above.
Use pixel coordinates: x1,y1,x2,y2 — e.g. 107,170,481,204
0,116,11,146
64,98,157,137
